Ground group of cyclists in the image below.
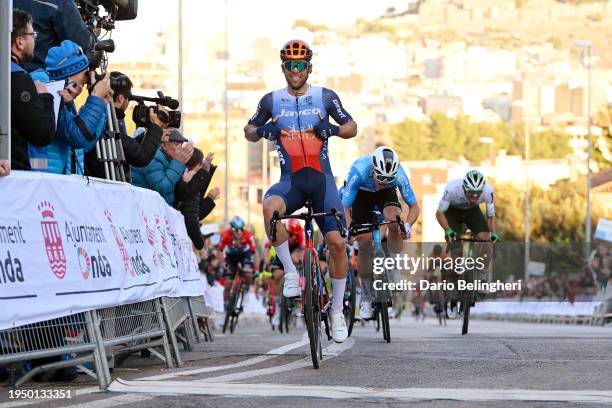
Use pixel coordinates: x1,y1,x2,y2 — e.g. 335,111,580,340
214,39,501,343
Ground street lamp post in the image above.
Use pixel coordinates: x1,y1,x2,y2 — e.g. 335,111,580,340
177,0,183,132
512,99,530,280
223,0,229,227
573,40,593,256
524,120,530,281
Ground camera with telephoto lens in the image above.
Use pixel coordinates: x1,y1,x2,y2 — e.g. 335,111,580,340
130,91,181,128
78,0,138,37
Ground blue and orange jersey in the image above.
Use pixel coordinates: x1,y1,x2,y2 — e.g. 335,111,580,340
248,85,353,180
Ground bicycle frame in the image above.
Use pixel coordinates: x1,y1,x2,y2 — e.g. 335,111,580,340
269,199,346,368
349,212,406,343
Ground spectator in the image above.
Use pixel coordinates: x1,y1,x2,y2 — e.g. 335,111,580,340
174,148,220,250
131,128,193,205
13,0,97,72
85,71,167,181
38,40,111,174
10,9,56,171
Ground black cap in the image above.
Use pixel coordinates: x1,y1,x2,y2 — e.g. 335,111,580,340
167,128,188,143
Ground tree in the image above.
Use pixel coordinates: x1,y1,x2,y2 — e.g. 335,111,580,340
389,118,434,160
292,19,329,32
494,178,604,243
387,113,573,162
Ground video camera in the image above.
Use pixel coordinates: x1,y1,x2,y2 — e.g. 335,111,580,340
77,0,138,36
130,92,182,128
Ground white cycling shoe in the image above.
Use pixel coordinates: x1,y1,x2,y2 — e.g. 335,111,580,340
283,271,300,298
331,312,348,343
359,301,373,320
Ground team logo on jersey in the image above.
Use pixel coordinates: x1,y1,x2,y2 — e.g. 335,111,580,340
332,99,346,119
278,107,321,118
38,201,67,280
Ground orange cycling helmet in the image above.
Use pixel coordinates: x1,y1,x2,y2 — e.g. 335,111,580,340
280,39,313,61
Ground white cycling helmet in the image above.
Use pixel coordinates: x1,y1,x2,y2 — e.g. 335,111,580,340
371,146,400,181
463,170,486,192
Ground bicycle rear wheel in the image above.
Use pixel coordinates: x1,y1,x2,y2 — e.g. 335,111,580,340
303,251,321,369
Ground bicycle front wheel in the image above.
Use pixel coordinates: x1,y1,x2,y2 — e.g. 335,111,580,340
303,250,321,369
381,301,390,343
345,267,356,337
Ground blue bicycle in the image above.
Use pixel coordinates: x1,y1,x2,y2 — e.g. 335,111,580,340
349,212,406,343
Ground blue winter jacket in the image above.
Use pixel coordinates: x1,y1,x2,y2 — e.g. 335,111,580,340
131,149,186,205
27,71,106,174
46,96,107,175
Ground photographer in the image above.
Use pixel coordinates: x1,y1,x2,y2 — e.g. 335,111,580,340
10,9,56,171
131,128,193,205
40,40,112,174
174,148,221,250
84,71,166,180
14,0,97,72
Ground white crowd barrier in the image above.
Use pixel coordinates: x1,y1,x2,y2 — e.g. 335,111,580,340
471,299,605,325
0,171,204,330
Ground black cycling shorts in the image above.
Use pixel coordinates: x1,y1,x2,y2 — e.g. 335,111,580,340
350,187,401,224
444,205,489,235
264,167,346,235
224,250,254,280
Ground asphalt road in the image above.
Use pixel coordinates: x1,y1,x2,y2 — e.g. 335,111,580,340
1,315,611,408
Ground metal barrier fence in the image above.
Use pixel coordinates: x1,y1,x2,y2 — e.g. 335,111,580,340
0,312,108,388
187,295,215,342
160,297,197,367
0,295,214,389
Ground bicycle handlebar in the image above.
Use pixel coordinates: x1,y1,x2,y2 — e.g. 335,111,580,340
348,215,405,239
269,200,346,243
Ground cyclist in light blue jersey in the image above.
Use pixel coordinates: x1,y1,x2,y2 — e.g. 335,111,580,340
341,146,420,319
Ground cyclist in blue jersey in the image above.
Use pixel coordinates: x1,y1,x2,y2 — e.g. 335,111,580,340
342,146,420,319
244,39,358,343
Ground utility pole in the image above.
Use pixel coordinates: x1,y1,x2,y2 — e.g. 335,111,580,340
177,0,183,132
524,121,530,281
0,1,11,164
223,0,229,227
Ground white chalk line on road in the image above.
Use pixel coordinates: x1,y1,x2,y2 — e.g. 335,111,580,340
0,334,310,408
88,337,354,408
107,381,612,404
194,337,354,383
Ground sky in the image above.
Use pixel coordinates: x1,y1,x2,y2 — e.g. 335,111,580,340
111,0,395,61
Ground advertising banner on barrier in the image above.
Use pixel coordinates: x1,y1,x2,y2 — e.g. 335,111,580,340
0,171,203,330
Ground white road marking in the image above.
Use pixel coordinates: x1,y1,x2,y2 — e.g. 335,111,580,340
143,333,309,381
106,381,612,404
0,334,310,408
194,338,354,383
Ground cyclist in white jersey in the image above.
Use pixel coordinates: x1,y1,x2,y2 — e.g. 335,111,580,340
436,170,499,242
436,170,499,318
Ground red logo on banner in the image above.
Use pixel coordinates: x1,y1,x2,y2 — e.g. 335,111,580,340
38,201,67,279
142,212,159,267
104,210,135,277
